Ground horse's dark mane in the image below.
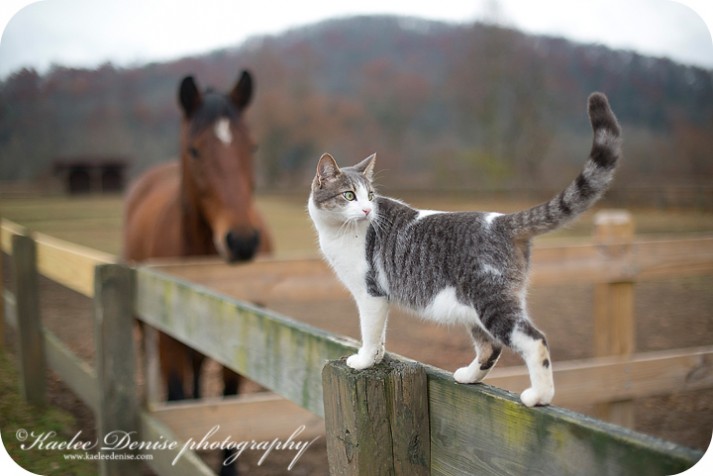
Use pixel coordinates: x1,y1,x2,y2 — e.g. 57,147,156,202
189,91,239,134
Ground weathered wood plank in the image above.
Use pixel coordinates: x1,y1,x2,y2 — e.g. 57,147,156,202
531,235,713,284
12,233,46,407
2,218,116,297
426,365,702,476
140,411,215,476
0,218,25,254
43,329,98,413
323,358,430,476
530,242,608,285
153,257,348,303
135,267,358,417
35,232,115,297
486,346,713,406
150,393,325,443
94,264,139,476
634,236,713,279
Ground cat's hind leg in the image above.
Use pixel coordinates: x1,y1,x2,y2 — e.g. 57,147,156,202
509,320,554,407
347,294,389,370
454,324,502,384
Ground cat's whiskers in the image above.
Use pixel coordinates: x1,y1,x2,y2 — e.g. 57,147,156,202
334,215,364,237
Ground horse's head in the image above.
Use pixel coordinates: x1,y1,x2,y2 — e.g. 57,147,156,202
178,71,262,263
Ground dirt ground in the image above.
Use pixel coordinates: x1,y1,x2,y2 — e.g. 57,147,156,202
3,265,712,475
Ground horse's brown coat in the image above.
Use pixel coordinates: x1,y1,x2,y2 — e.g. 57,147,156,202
124,71,273,404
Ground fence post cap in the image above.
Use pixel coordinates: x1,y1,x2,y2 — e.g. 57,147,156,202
594,209,633,226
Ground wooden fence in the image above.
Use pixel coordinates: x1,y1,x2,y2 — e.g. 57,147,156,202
1,213,710,475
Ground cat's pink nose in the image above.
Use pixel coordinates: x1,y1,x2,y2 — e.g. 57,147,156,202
362,207,371,216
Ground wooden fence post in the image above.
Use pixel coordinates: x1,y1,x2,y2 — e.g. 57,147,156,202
12,233,47,407
94,263,140,476
593,210,635,427
322,357,430,475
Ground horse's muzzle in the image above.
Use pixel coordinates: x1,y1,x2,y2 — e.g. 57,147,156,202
225,229,260,262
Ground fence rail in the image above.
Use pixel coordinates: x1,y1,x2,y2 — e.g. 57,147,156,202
1,215,709,475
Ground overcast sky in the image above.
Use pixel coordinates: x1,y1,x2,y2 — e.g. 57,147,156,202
0,0,711,80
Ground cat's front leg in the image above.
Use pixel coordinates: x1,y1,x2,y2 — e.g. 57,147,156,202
347,295,389,370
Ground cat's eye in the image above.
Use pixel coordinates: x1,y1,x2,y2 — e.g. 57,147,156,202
368,191,374,201
343,191,356,201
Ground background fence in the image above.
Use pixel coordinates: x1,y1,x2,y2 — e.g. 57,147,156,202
1,213,710,475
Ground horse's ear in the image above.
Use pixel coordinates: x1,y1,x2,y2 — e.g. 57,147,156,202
179,76,202,118
230,70,253,111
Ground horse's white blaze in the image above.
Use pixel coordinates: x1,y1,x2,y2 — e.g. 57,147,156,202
214,118,232,144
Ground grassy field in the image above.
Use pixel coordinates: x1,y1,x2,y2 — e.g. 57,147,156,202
0,350,97,475
1,193,713,258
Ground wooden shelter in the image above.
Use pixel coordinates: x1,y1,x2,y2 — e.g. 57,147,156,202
52,156,129,194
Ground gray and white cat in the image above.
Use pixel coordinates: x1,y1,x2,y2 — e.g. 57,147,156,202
308,93,621,407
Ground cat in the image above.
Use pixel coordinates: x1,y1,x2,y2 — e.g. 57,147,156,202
307,92,621,407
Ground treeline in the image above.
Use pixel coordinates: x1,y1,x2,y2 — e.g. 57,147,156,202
1,15,712,191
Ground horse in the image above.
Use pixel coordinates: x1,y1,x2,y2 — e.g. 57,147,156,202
123,70,273,475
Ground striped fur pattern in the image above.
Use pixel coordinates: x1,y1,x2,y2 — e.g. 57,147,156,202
308,93,621,407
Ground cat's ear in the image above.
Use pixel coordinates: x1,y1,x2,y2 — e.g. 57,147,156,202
316,153,341,187
353,153,376,181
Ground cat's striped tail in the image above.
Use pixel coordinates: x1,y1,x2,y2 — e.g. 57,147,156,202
499,92,622,239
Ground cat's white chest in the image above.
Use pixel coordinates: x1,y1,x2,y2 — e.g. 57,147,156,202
318,227,369,295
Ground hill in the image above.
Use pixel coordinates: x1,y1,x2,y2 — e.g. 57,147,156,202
1,15,712,191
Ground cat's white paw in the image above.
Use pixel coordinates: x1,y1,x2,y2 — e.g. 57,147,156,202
454,366,479,384
454,365,490,384
346,352,377,370
520,387,554,407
